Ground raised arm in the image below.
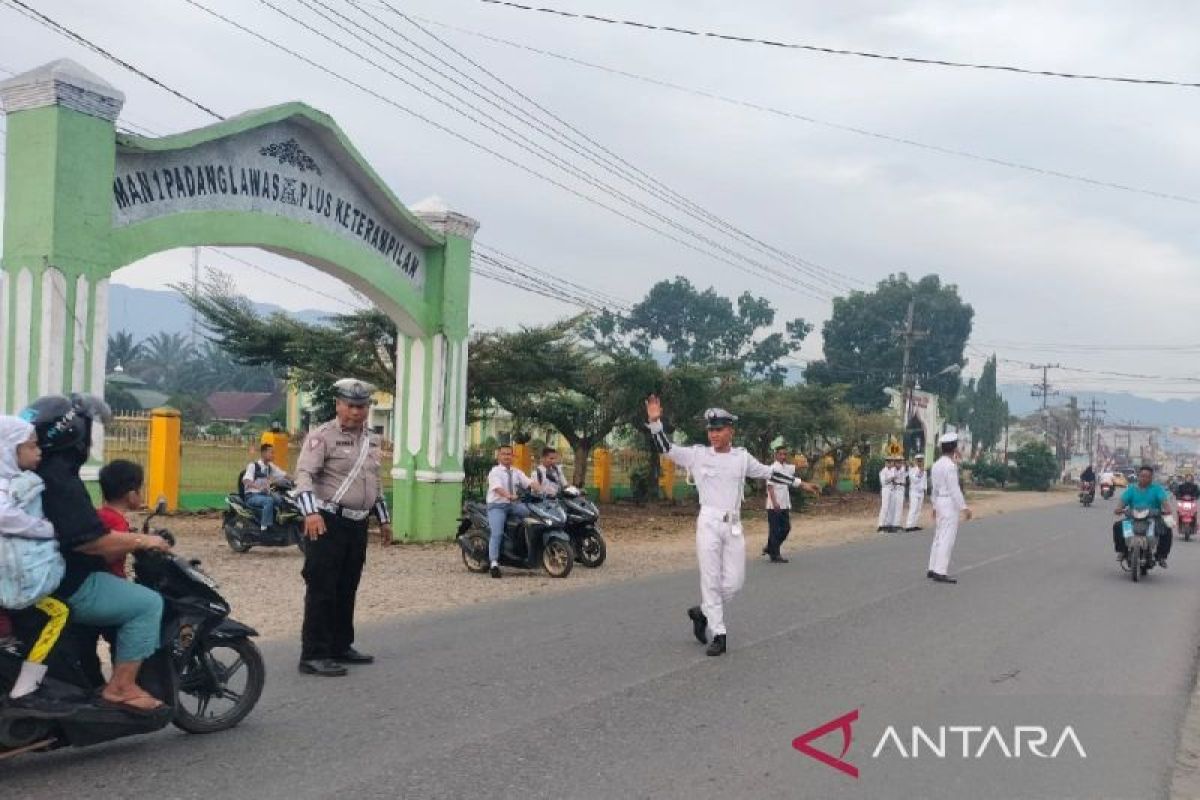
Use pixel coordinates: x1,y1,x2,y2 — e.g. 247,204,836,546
646,394,697,469
745,455,805,489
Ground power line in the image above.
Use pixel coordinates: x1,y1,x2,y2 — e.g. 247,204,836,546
367,1,862,290
267,0,841,302
0,0,224,119
416,16,1200,207
476,0,1200,90
185,0,835,304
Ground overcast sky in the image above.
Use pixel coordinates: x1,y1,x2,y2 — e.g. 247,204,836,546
3,0,1200,400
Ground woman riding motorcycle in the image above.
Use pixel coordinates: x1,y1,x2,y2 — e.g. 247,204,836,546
22,394,171,714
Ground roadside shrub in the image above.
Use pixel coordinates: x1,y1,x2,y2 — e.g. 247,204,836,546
969,459,1012,487
462,452,493,501
1013,442,1057,491
863,455,885,493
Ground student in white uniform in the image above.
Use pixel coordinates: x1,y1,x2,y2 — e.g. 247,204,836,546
877,457,904,533
645,396,805,656
927,433,972,583
903,454,927,532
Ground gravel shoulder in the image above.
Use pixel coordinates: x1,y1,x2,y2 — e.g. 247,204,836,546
153,489,1071,643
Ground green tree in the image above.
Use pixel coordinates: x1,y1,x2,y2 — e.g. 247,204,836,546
137,332,196,391
586,277,811,383
970,355,1008,455
805,274,974,410
1013,441,1058,490
106,330,144,373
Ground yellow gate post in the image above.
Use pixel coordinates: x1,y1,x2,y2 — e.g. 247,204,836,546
594,448,611,503
659,456,675,500
260,429,290,471
147,407,181,511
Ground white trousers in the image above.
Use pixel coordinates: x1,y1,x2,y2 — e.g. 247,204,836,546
878,488,900,528
889,487,906,528
905,491,925,529
927,498,960,575
696,510,745,636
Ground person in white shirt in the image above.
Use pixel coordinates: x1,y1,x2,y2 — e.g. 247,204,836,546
903,454,927,532
242,443,290,531
877,457,905,533
534,447,571,497
927,433,972,583
763,445,819,563
485,445,541,578
646,396,807,656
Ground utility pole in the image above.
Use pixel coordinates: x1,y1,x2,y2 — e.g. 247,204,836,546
896,298,928,454
1083,397,1106,468
1030,362,1061,410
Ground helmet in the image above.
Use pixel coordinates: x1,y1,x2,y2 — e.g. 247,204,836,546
20,393,112,459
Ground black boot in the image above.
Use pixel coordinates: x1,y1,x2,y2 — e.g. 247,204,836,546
706,634,727,657
687,606,708,644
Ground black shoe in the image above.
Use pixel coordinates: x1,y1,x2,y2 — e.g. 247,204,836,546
706,634,727,656
298,659,348,677
911,526,923,531
877,526,886,532
762,547,770,556
687,606,708,644
333,647,375,665
490,564,501,578
2,689,76,719
1157,558,1169,569
927,570,936,579
769,555,790,563
930,573,958,584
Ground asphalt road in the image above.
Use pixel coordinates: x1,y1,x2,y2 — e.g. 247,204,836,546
5,495,1200,800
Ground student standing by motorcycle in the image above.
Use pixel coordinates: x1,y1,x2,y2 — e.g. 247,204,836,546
294,379,391,677
645,396,806,657
1112,465,1173,567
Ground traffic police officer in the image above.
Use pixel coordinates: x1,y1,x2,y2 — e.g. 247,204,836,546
928,432,971,584
295,379,392,676
645,395,805,656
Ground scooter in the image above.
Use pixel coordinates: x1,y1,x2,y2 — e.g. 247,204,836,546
1178,495,1197,542
0,501,264,760
1079,481,1095,507
559,486,607,568
223,477,306,553
1100,482,1115,500
1119,508,1161,583
456,492,575,578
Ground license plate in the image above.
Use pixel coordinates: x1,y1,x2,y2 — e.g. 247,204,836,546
1122,519,1134,538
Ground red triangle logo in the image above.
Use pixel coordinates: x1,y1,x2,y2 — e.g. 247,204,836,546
792,709,859,779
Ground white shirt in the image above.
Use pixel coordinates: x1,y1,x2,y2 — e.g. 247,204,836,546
650,421,798,512
930,455,966,511
534,463,569,497
1100,471,1115,484
880,466,904,491
486,464,532,505
766,461,795,510
242,460,287,494
907,466,927,495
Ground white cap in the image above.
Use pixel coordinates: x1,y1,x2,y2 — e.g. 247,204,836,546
939,432,959,444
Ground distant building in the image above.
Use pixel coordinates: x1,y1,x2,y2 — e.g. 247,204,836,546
105,366,169,411
206,391,284,424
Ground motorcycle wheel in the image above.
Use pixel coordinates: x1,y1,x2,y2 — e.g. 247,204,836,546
576,531,607,568
223,522,252,554
173,637,265,734
461,533,489,573
1185,523,1194,542
1129,541,1141,583
542,539,575,578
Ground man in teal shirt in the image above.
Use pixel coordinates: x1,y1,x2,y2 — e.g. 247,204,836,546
1113,465,1173,567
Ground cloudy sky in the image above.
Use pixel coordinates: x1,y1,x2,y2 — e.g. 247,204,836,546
3,0,1199,400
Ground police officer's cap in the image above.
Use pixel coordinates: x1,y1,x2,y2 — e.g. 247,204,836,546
704,408,738,429
333,378,375,405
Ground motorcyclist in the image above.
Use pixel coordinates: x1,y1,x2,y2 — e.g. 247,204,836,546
22,394,171,713
1080,465,1095,486
1112,464,1173,569
241,442,290,531
1175,473,1199,499
533,447,572,498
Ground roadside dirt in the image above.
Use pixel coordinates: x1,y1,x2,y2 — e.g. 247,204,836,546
147,489,1071,643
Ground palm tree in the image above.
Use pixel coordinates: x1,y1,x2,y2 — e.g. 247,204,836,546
106,330,144,373
138,332,196,391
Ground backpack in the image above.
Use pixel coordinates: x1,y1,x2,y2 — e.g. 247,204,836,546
236,461,268,499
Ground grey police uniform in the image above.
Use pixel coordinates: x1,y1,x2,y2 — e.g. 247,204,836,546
295,391,390,665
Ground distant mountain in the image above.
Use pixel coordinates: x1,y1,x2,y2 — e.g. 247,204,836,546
1000,384,1200,429
107,284,331,342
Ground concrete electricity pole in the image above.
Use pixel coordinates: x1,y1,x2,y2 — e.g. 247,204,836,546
897,299,927,452
1084,397,1106,467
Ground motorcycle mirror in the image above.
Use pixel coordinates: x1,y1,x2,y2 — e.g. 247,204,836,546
155,496,168,515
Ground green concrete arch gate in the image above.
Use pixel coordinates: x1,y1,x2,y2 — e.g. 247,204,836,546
0,59,477,541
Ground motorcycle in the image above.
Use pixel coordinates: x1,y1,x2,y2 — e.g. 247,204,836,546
0,501,264,760
1079,481,1095,507
456,492,575,578
1178,495,1197,542
1100,482,1115,500
222,476,306,553
558,487,607,568
1120,508,1161,583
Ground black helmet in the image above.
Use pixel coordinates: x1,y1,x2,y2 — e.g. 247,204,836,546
20,393,112,458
